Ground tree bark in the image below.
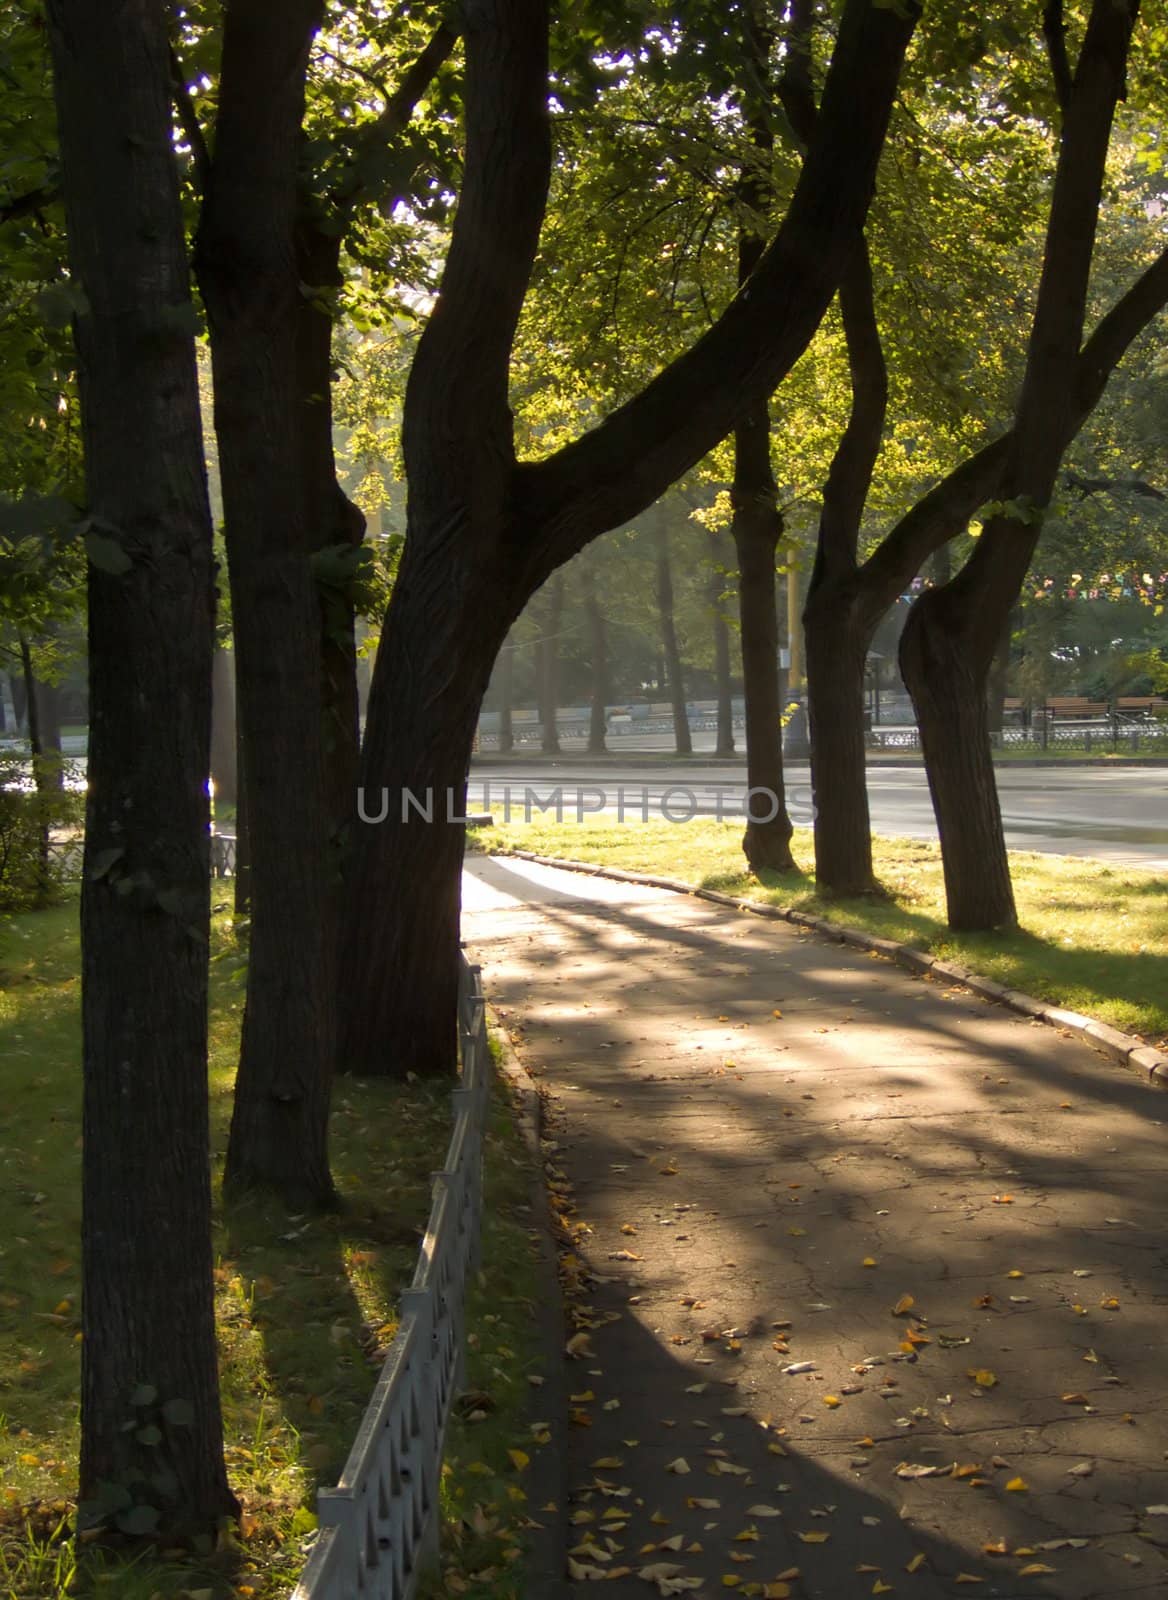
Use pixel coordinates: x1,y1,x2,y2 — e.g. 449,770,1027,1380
652,512,692,755
899,0,1140,930
196,0,338,1206
985,610,1013,737
537,573,564,753
343,0,920,1076
46,0,235,1541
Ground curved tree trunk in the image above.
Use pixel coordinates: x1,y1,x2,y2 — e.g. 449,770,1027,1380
653,514,692,756
46,0,235,1541
899,588,1016,928
985,611,1013,737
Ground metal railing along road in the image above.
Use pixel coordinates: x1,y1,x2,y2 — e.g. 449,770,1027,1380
291,956,490,1600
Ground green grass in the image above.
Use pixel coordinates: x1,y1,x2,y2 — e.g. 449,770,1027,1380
478,815,1168,1048
0,900,545,1599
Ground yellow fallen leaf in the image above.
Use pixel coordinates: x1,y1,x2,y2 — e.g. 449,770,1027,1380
591,1457,623,1469
823,1395,842,1408
855,1436,876,1448
954,1577,984,1585
734,1528,760,1542
798,1532,830,1544
893,1295,914,1316
1007,1269,1024,1279
863,1257,878,1268
969,1369,997,1388
565,1333,592,1357
1005,1477,1028,1492
723,1578,741,1589
906,1552,926,1572
1018,1565,1056,1577
763,1588,791,1600
774,1570,800,1583
658,1534,685,1552
1100,1296,1120,1310
666,1458,691,1474
507,1449,529,1471
873,1583,895,1596
649,1511,670,1525
983,1539,1009,1555
687,1498,720,1510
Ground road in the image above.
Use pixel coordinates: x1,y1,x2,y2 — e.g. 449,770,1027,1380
467,759,1168,872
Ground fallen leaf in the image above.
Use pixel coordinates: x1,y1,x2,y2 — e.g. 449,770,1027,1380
666,1458,691,1475
968,1369,997,1388
892,1295,915,1316
823,1395,842,1408
1018,1565,1056,1577
797,1531,830,1544
982,1539,1009,1556
592,1457,624,1470
906,1553,926,1573
507,1449,530,1471
746,1506,781,1518
1100,1296,1120,1310
863,1258,878,1268
1005,1477,1028,1492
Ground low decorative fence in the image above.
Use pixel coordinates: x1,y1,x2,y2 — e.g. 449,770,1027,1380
291,956,490,1600
870,720,1168,754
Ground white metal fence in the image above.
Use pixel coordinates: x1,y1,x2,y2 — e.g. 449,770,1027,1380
291,957,490,1600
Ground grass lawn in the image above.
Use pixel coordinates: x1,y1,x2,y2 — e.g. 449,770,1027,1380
477,816,1168,1048
0,897,546,1599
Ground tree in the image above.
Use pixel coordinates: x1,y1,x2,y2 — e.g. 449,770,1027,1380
650,505,692,754
899,0,1151,928
341,0,921,1077
45,0,235,1542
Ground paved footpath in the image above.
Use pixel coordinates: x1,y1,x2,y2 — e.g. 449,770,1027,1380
462,854,1168,1600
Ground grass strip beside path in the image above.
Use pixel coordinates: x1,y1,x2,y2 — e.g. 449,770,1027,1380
477,817,1168,1049
0,898,544,1600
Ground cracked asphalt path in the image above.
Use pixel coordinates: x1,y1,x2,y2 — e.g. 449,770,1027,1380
462,853,1168,1600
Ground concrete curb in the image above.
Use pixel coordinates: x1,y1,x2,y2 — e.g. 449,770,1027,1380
490,846,1168,1093
487,1013,571,1600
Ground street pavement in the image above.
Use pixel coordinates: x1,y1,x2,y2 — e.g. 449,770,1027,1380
463,854,1168,1600
467,761,1168,874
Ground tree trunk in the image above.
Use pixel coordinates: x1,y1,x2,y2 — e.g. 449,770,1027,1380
496,634,515,753
210,646,237,811
899,588,1016,928
342,549,511,1077
537,572,563,753
804,590,875,893
46,0,235,1541
653,515,692,755
709,533,736,757
733,475,794,871
586,577,609,754
196,0,338,1207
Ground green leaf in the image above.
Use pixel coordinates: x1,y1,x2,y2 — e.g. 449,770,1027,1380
130,1383,158,1407
162,1397,195,1427
135,1425,163,1446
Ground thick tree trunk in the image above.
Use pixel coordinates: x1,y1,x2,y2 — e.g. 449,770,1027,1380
653,516,692,755
804,591,875,894
342,549,509,1077
733,484,795,872
585,579,608,754
210,646,237,810
709,533,736,757
46,0,235,1541
900,589,1016,928
196,0,337,1207
537,573,563,753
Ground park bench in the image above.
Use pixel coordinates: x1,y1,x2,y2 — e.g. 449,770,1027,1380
1045,697,1108,718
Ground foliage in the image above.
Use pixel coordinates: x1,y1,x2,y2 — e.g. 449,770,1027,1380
0,755,82,915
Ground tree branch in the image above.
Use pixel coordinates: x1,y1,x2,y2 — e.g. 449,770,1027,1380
857,242,1168,619
512,0,920,581
334,23,459,217
1042,0,1073,117
775,0,817,149
168,46,212,194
